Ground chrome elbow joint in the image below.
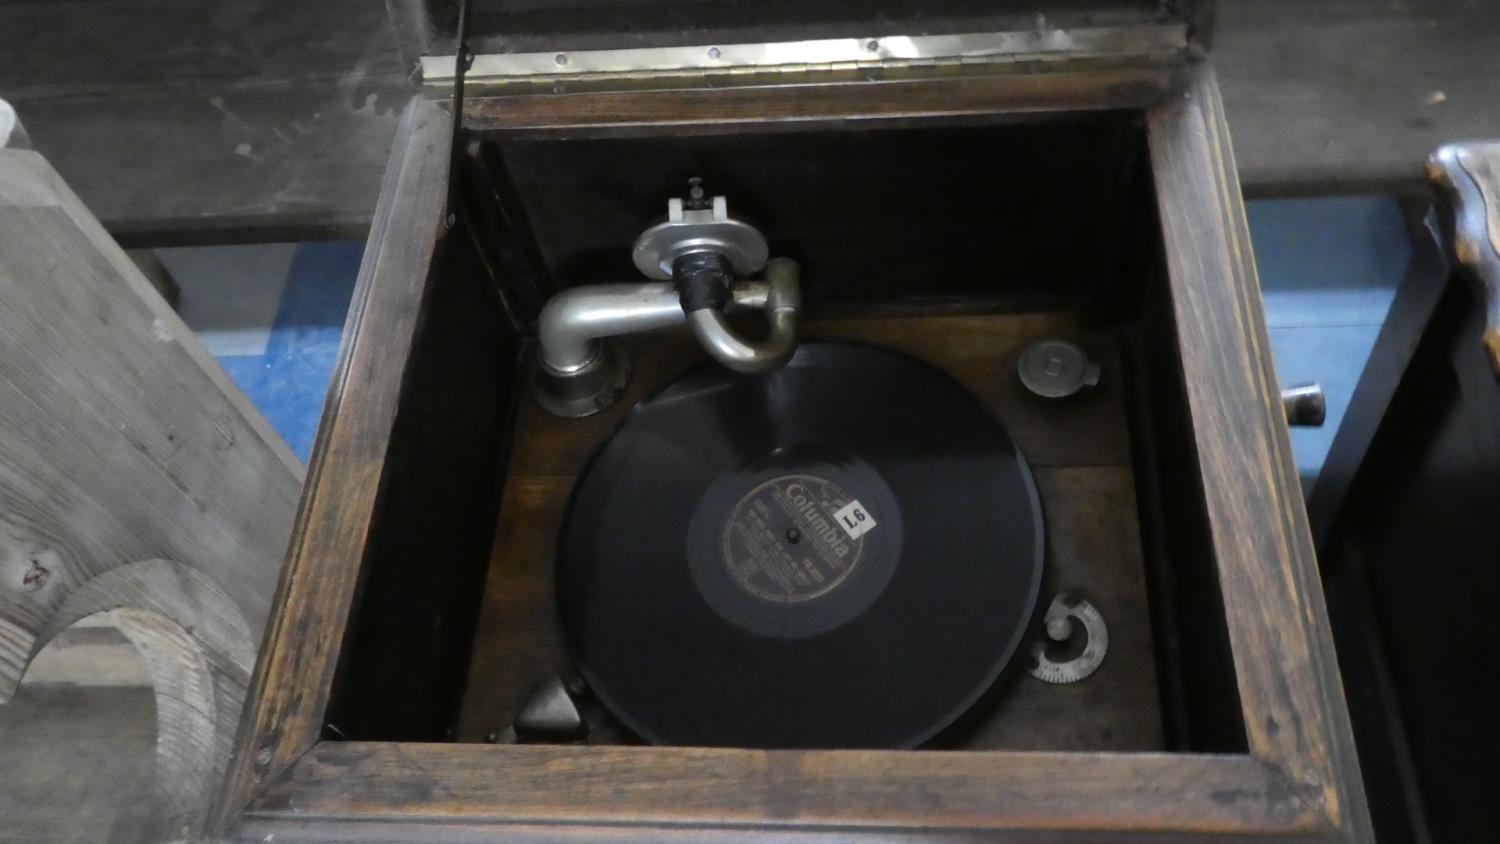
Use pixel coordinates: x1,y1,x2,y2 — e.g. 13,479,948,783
532,284,682,418
686,258,801,375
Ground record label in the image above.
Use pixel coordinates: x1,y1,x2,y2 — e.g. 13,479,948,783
687,452,901,640
722,473,865,604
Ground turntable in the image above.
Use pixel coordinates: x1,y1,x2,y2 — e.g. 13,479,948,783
469,183,1137,751
221,4,1372,842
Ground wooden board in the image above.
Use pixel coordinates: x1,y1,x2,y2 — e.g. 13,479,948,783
0,0,408,246
1217,0,1500,196
7,1,1500,242
210,96,453,830
455,312,1163,752
236,743,1314,843
0,149,302,839
1148,65,1372,841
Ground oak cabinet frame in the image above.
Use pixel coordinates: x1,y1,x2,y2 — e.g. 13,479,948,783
212,62,1371,843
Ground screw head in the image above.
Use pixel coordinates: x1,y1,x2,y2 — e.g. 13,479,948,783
554,53,568,66
21,560,49,592
707,46,721,60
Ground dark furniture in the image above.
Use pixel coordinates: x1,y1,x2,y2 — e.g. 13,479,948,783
1313,140,1500,843
211,3,1371,841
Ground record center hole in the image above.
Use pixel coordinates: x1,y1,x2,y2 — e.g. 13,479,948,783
785,527,802,544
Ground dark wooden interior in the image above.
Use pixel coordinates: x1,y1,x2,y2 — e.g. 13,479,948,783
321,228,519,744
321,110,1250,755
499,116,1139,311
458,313,1164,750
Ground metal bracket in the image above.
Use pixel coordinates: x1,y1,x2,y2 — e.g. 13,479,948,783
632,195,769,280
420,25,1188,92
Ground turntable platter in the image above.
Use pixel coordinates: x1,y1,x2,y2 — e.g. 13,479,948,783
557,342,1045,748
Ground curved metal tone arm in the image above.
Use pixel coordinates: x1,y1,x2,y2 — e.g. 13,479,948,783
537,259,799,375
538,282,685,374
534,257,800,417
686,258,801,375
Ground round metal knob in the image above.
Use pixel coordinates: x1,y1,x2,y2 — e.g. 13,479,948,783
1017,339,1101,399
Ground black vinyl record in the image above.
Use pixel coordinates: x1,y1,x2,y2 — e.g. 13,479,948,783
557,342,1045,748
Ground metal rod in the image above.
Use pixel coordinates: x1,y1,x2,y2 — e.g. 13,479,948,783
537,281,774,374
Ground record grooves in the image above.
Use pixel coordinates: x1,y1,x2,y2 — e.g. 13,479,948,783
557,342,1046,748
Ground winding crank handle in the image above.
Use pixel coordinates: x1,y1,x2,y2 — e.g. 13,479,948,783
1428,142,1500,377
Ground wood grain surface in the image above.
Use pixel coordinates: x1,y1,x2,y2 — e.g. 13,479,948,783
0,149,301,839
235,741,1319,842
211,96,452,830
320,210,517,744
1147,65,1372,842
463,64,1183,135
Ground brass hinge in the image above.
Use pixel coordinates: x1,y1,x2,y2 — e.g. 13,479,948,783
419,24,1188,93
